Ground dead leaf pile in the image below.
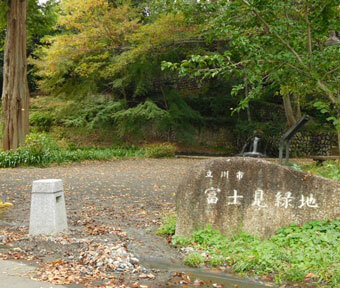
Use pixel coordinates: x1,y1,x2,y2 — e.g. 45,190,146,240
0,228,27,244
75,218,128,237
84,224,127,237
32,259,114,285
79,243,141,273
32,242,144,287
0,250,37,261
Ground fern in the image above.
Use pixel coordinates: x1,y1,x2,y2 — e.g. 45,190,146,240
89,100,127,129
160,92,203,141
114,99,169,137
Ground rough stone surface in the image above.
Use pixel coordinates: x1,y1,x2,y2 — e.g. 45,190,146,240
176,157,340,238
32,179,63,193
29,179,68,235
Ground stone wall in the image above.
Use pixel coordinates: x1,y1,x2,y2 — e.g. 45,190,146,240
142,123,337,156
194,129,337,157
141,125,235,148
193,127,234,147
289,131,337,156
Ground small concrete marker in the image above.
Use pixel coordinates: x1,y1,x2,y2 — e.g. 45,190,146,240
29,179,68,235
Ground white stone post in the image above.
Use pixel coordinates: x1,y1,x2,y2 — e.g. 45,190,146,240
29,179,68,235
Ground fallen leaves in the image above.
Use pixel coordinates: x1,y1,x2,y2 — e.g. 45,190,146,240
138,273,155,279
170,272,225,287
0,251,37,261
78,242,141,273
32,260,113,285
305,272,316,279
0,200,13,208
84,223,126,236
32,242,143,286
0,227,27,244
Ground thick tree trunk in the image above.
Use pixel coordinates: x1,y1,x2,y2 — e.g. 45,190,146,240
1,0,29,151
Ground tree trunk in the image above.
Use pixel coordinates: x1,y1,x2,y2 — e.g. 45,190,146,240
1,0,29,151
245,81,251,122
282,94,297,127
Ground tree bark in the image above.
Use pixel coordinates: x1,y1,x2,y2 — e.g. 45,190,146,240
2,0,29,151
244,79,251,122
282,94,297,127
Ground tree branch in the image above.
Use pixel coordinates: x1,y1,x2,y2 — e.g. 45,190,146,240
317,80,337,104
323,65,340,78
242,0,308,70
305,3,313,68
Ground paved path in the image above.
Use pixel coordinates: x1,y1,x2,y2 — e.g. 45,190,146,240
0,260,67,288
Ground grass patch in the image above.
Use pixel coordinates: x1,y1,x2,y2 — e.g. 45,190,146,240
302,160,340,181
183,252,204,267
156,213,176,235
161,217,340,287
0,133,153,168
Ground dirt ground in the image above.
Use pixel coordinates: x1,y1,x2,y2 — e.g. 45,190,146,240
0,158,203,287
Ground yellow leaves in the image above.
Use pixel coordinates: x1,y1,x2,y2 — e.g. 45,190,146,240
0,200,13,208
58,0,109,29
33,0,200,91
130,13,195,46
51,259,64,265
34,1,141,84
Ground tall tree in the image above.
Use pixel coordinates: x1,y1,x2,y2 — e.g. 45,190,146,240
164,0,339,133
1,0,29,150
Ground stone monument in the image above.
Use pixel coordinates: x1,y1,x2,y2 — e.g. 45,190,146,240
176,157,340,238
29,179,68,235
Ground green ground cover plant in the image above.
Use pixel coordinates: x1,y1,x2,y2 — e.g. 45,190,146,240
160,217,340,287
301,161,340,181
0,133,157,168
144,143,176,158
156,213,177,235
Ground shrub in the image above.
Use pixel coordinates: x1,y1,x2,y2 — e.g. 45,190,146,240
30,112,54,132
19,133,60,166
0,134,146,168
144,143,176,158
113,100,169,138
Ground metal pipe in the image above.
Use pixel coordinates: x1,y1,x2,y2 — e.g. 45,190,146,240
279,114,310,165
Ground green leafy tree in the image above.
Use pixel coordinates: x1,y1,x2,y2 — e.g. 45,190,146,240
31,0,207,140
163,0,340,146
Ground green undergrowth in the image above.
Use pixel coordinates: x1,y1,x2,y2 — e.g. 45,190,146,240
0,133,175,168
159,216,340,287
301,161,340,181
144,143,176,159
156,214,177,235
